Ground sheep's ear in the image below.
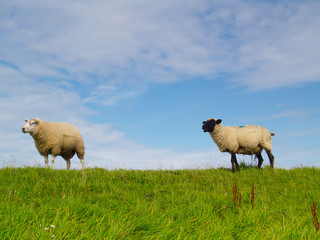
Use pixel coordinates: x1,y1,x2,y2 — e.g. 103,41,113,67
25,120,28,122
35,119,39,124
216,119,222,124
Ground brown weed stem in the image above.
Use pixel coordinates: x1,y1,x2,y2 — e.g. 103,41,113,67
312,201,319,231
251,183,255,210
233,180,238,208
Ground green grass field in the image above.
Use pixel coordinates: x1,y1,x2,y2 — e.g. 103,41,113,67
0,166,319,239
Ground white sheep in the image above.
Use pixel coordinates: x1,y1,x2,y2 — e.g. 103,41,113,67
22,118,85,170
202,118,274,172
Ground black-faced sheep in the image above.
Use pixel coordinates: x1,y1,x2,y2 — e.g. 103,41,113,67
202,118,274,173
22,118,85,170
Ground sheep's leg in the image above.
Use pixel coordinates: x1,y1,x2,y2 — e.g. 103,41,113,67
66,159,71,170
231,153,238,173
44,156,49,169
51,155,56,170
234,156,240,171
76,151,85,170
80,158,85,170
266,150,274,168
256,153,264,169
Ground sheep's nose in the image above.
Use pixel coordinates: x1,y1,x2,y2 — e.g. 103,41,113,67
22,127,26,133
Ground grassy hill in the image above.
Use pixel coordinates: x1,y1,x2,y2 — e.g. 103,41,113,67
0,167,319,239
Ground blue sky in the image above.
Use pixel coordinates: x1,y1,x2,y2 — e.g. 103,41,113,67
0,0,319,170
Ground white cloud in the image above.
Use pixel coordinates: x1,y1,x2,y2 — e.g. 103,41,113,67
83,83,148,106
228,1,320,90
2,0,319,95
268,108,314,121
276,148,320,169
80,129,230,170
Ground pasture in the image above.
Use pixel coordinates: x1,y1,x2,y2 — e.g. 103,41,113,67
0,166,319,239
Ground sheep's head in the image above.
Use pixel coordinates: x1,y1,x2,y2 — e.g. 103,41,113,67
202,118,222,133
22,118,41,134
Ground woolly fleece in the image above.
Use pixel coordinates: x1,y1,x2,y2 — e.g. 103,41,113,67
209,123,273,155
26,119,85,169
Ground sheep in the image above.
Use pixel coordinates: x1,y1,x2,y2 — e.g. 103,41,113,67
22,118,85,170
202,118,274,173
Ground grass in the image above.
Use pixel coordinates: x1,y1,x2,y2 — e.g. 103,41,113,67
0,166,319,239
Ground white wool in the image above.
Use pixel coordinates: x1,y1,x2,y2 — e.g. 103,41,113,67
209,124,273,155
22,118,85,170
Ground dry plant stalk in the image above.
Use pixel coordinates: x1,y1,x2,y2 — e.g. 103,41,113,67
312,201,319,231
233,180,242,208
233,180,238,208
251,183,255,209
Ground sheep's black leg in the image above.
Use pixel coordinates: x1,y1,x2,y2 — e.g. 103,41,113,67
234,156,240,171
231,153,237,173
256,153,264,169
266,150,274,168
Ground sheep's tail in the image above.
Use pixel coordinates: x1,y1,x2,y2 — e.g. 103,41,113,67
271,133,275,136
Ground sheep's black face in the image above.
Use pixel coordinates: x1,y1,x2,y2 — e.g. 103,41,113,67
202,119,221,133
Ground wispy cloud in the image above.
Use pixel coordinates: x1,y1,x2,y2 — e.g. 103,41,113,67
276,148,320,169
268,108,314,121
83,83,147,106
2,0,319,96
228,1,320,90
